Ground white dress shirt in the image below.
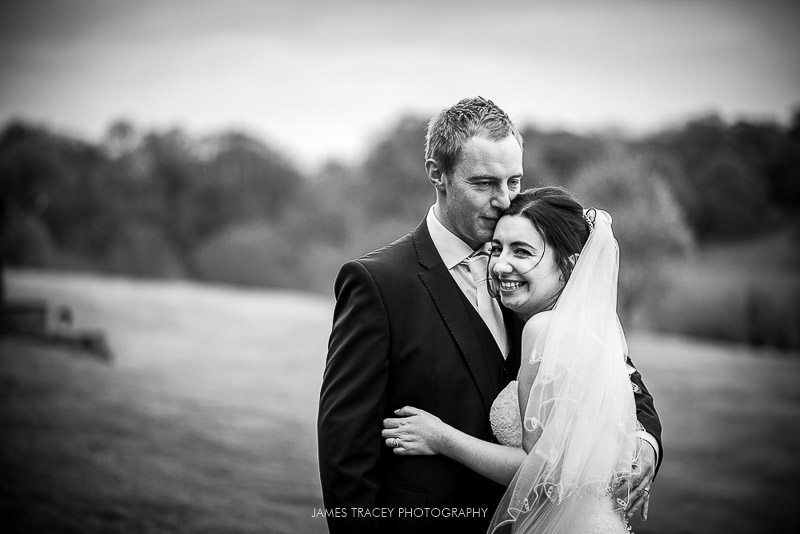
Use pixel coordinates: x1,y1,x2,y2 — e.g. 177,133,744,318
426,205,508,358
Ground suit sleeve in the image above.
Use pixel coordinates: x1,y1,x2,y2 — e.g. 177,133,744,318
626,354,664,474
317,260,390,534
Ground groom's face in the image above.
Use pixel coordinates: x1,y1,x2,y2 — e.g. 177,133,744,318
438,134,523,249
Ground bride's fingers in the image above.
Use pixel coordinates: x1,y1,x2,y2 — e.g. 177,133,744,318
381,428,399,438
394,406,419,416
382,417,406,428
384,437,402,448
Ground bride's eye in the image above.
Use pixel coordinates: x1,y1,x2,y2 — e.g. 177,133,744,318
514,248,532,258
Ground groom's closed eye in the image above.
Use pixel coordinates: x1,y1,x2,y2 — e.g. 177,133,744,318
469,177,497,187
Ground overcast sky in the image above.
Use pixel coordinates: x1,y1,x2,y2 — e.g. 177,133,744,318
2,0,798,169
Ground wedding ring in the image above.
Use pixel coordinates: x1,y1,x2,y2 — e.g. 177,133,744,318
390,438,399,448
643,486,651,494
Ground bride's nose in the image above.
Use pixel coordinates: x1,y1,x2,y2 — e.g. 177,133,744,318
491,256,513,275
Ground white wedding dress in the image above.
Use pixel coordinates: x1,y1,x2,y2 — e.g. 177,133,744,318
490,381,630,534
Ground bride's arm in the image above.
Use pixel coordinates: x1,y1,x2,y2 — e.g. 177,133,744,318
380,314,551,486
382,407,526,486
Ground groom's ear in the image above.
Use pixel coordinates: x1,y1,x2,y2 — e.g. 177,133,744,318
426,159,446,192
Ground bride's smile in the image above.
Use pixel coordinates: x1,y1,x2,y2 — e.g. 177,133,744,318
498,279,525,291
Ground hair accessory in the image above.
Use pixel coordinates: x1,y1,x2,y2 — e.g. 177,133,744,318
584,207,597,230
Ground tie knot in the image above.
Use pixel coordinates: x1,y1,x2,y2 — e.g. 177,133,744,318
466,250,489,284
466,246,491,264
460,248,489,266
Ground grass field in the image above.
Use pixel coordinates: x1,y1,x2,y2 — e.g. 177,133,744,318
2,270,799,533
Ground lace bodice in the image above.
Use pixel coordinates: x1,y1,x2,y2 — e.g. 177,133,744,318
489,380,522,448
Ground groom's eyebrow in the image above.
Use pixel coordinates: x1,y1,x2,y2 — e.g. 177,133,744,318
468,173,523,180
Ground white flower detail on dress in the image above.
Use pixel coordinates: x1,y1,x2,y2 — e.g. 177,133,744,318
524,416,539,431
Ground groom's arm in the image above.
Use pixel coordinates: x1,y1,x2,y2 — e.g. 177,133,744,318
617,355,663,521
626,355,663,474
318,260,389,534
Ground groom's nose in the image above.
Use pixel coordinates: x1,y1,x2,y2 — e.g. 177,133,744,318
490,183,512,210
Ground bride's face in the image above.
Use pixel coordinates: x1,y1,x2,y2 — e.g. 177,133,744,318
489,215,564,321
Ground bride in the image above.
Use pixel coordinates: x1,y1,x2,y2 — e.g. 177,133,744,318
382,187,648,533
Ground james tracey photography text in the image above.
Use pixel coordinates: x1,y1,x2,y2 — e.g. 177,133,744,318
311,507,490,519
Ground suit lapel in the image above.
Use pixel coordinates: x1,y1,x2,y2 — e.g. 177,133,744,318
413,221,499,412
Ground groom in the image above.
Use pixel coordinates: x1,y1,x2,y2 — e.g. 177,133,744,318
317,97,662,534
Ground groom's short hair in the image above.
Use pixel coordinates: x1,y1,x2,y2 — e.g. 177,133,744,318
425,96,523,175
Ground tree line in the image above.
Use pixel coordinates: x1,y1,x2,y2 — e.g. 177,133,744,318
2,110,798,312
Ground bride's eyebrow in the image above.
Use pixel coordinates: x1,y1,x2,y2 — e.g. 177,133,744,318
510,240,536,249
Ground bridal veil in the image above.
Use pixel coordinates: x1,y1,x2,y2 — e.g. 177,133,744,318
489,210,644,533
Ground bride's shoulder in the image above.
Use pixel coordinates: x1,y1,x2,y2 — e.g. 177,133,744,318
520,311,552,359
523,310,553,338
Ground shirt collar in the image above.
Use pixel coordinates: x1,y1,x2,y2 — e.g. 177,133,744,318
426,205,480,270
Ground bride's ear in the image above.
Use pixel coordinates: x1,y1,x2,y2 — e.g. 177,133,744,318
568,253,579,269
560,254,580,283
426,159,446,192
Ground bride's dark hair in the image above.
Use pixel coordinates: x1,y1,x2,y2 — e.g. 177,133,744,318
505,186,591,284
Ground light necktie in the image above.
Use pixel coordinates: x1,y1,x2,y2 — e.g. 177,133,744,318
467,249,508,358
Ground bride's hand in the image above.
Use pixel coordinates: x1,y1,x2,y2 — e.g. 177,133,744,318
382,406,448,455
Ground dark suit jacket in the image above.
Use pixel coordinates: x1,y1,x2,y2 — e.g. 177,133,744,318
317,219,662,534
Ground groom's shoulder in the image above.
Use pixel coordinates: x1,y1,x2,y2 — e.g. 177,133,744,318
352,218,428,266
351,230,416,274
335,220,430,287
334,232,416,297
